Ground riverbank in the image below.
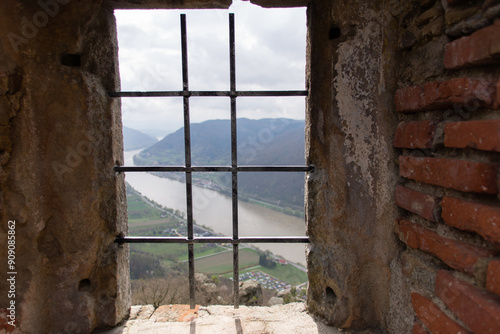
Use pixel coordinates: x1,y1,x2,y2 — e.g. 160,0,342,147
150,171,305,218
124,149,308,266
127,183,308,287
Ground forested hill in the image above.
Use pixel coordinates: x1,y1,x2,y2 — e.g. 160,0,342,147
135,118,306,213
123,126,158,151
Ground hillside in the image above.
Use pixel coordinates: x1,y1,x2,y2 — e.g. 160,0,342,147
123,126,158,151
134,118,306,212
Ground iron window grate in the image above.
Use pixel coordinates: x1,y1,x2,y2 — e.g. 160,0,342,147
110,13,312,309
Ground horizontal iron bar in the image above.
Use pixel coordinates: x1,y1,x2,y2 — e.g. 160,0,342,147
108,90,308,97
115,236,310,244
114,165,314,173
238,166,313,172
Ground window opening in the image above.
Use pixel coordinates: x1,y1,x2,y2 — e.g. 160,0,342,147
111,13,311,309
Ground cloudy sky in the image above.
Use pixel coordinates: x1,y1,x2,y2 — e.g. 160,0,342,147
114,0,307,138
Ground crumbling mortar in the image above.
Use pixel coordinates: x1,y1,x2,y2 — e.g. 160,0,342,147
431,292,472,331
398,207,499,289
445,3,500,37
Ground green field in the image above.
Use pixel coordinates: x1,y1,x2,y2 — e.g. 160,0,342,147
129,222,177,235
177,245,229,262
127,184,171,224
131,242,226,262
195,248,260,274
258,264,308,285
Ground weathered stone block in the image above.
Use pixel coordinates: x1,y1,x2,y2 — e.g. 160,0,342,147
416,4,444,27
398,35,448,84
445,6,479,26
399,29,418,50
0,1,130,333
239,281,262,306
306,0,399,330
419,17,444,39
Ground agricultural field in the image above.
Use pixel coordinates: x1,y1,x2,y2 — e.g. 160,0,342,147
202,249,308,286
222,263,308,286
195,248,260,274
127,183,175,225
257,264,308,285
126,183,308,287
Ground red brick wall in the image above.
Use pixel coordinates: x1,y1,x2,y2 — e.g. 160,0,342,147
394,0,500,332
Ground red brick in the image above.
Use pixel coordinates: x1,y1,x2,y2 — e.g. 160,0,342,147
413,321,430,334
411,293,472,334
395,85,422,112
396,219,497,275
498,168,500,201
444,120,500,152
394,121,436,149
399,156,498,194
395,185,441,222
487,259,500,296
395,78,498,113
444,20,500,69
435,270,500,333
441,196,500,245
440,78,497,108
497,77,500,109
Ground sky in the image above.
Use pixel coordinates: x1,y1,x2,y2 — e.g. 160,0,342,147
114,0,307,138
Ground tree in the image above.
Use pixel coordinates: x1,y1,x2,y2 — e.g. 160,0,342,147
139,280,170,309
259,254,276,269
129,250,165,279
132,277,188,309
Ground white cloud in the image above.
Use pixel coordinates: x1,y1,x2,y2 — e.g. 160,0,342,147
115,0,306,135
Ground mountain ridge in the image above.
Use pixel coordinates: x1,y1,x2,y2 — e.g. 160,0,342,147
134,118,306,213
123,126,158,151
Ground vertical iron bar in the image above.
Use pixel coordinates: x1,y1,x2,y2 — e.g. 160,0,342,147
181,14,196,310
229,13,239,309
230,13,236,95
181,14,189,93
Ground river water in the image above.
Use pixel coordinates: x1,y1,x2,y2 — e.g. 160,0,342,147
124,150,307,265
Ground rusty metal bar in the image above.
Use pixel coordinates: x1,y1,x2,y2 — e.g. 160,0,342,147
180,14,196,310
108,90,308,97
116,236,310,244
229,13,240,309
115,165,314,172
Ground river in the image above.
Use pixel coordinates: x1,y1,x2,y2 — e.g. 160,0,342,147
124,150,307,266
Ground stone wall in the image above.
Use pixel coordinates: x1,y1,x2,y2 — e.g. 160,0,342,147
306,0,500,332
0,1,130,333
305,0,400,330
